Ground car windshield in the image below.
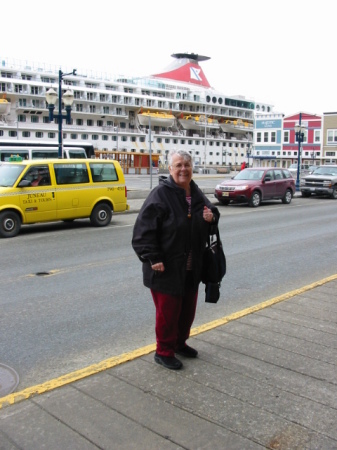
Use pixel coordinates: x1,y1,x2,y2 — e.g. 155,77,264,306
0,164,25,187
312,166,337,176
234,169,264,180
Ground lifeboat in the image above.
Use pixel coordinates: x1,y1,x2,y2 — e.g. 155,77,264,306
178,114,219,130
0,98,11,115
219,118,253,134
137,111,175,127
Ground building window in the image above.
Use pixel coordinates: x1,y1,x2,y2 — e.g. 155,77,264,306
327,130,337,143
264,132,268,143
257,132,261,143
271,132,276,143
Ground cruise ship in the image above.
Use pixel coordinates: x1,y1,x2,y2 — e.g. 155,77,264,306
0,53,273,172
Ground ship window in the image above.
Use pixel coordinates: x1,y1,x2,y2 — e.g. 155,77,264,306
92,135,99,140
71,134,78,139
35,132,43,138
81,134,88,140
23,131,30,137
102,135,108,141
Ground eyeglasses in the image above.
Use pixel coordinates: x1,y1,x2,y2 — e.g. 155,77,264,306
171,163,192,170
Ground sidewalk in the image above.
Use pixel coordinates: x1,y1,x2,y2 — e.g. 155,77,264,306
0,277,336,449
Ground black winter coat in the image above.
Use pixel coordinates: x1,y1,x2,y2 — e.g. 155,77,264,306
132,176,220,296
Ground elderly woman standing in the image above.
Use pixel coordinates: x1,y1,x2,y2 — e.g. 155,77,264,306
132,149,220,370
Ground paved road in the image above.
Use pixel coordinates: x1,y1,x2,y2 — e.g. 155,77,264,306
1,196,336,392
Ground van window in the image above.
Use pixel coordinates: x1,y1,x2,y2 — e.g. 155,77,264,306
89,162,118,182
0,150,29,161
54,163,89,184
0,163,25,186
23,165,51,186
31,150,59,159
67,149,87,159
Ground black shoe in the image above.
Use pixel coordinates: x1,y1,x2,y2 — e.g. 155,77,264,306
154,353,183,370
176,344,198,358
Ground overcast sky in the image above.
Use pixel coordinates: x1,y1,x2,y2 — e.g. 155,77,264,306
3,0,335,117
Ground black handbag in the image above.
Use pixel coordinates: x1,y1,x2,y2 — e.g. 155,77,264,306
201,226,226,303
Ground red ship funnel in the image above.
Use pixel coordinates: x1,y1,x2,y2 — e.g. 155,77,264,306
153,53,211,88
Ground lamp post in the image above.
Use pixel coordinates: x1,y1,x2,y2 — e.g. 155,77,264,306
46,69,76,158
246,143,252,168
294,113,305,191
204,114,207,173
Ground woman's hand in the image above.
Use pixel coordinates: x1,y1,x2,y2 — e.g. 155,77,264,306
151,262,165,272
203,206,214,223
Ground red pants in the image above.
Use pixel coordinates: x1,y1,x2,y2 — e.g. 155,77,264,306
151,274,198,357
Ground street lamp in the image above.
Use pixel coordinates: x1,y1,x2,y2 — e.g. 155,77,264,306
246,143,252,167
294,114,305,191
46,69,76,158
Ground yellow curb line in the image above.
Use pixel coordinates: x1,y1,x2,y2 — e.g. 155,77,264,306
1,274,336,410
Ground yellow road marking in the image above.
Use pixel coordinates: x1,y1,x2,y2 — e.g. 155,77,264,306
1,274,336,409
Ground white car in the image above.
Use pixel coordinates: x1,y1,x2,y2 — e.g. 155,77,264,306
288,163,311,178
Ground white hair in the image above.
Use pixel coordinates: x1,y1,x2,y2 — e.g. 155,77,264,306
168,149,193,167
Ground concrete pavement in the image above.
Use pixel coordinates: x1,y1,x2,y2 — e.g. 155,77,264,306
1,276,336,449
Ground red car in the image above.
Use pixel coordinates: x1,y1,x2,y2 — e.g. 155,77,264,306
214,167,295,207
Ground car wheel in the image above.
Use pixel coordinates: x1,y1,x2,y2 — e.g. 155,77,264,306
0,210,22,238
282,189,292,204
330,187,337,199
249,191,261,207
90,203,112,227
301,192,311,197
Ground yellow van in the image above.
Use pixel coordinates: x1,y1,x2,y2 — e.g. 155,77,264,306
0,157,129,238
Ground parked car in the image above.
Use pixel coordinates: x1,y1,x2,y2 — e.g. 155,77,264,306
288,163,311,178
300,165,337,199
214,167,295,207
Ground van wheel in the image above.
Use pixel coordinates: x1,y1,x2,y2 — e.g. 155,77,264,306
90,203,112,227
0,211,22,238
